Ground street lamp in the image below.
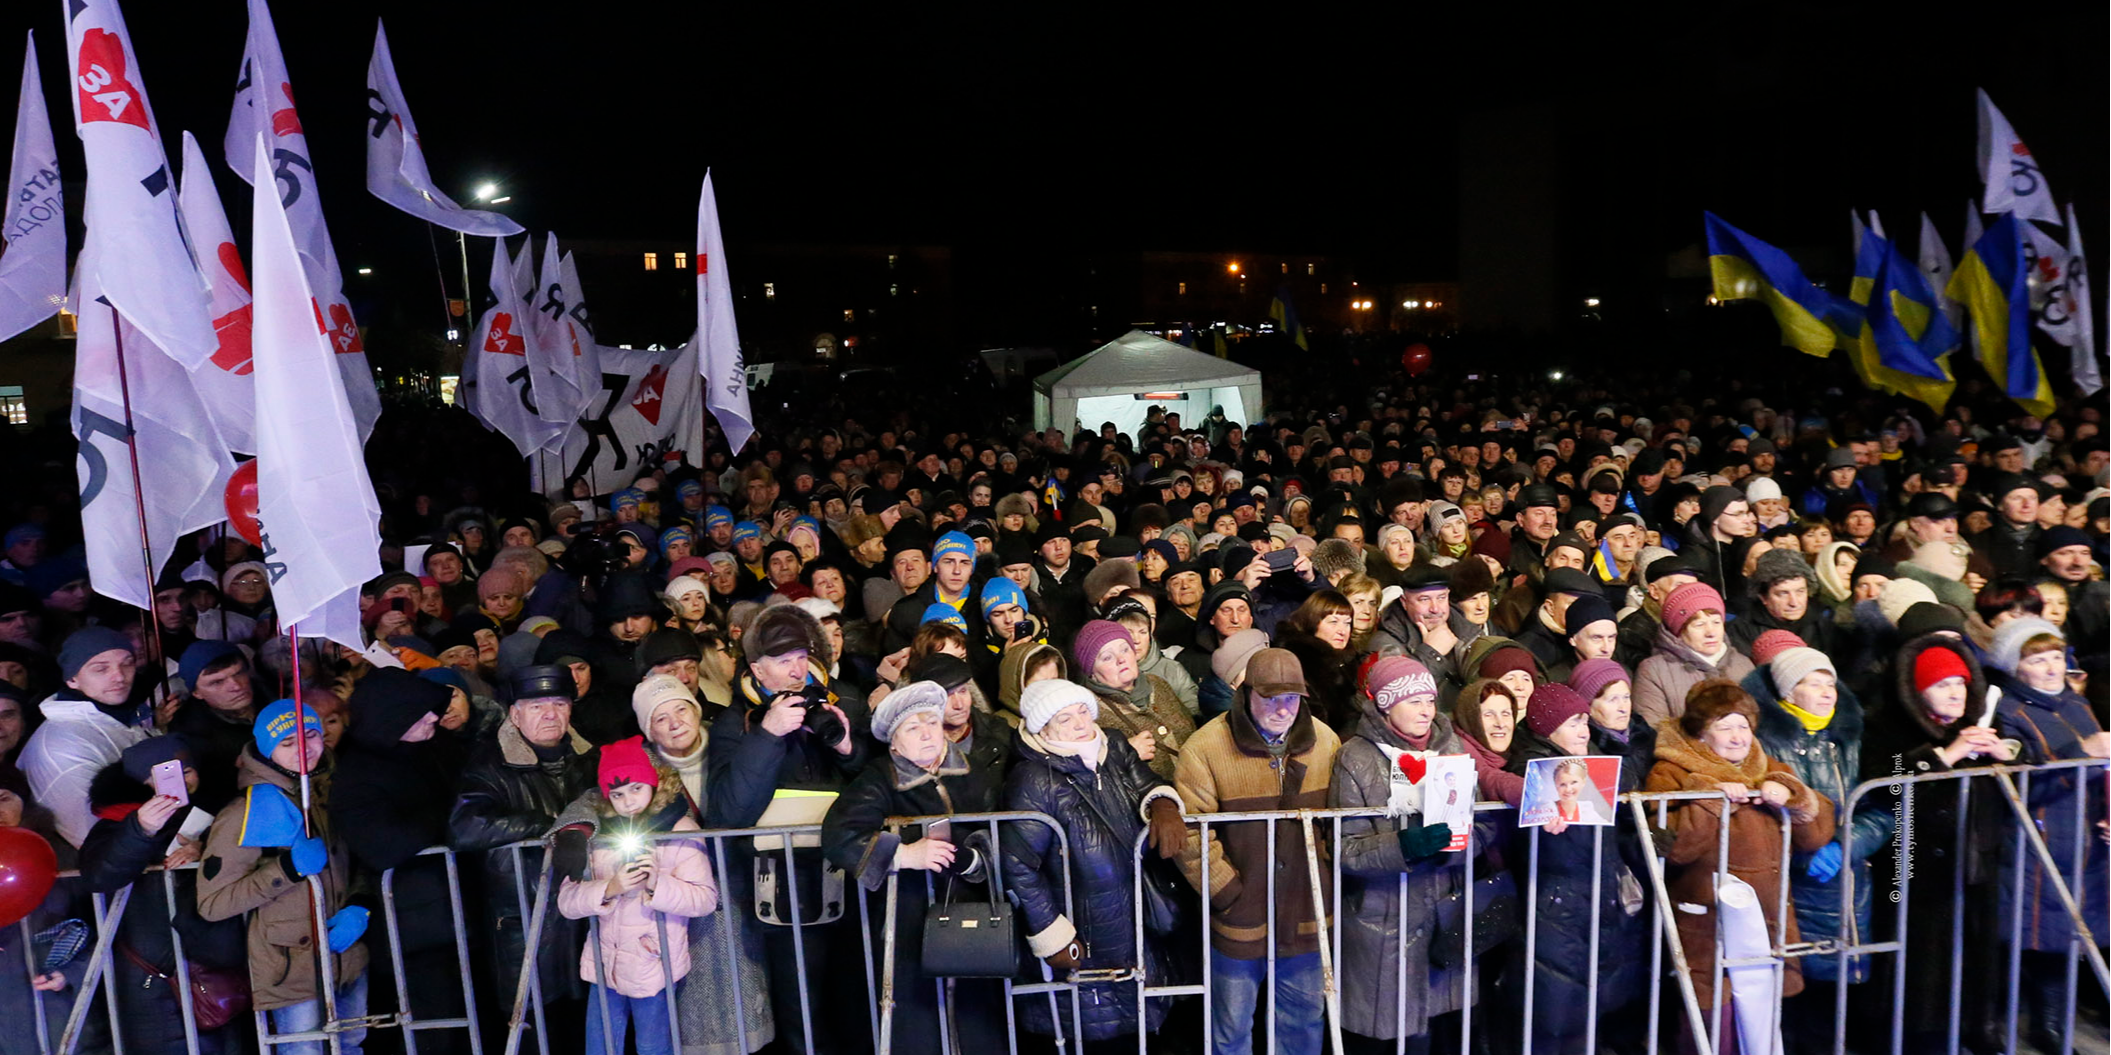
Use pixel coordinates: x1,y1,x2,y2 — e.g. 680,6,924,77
473,182,498,202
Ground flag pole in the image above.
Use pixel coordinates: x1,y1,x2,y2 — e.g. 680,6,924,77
107,304,167,678
422,221,458,364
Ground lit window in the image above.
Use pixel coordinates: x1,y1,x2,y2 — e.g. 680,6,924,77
1306,263,1315,276
1320,283,1328,294
674,252,689,269
843,309,854,322
643,252,658,271
889,284,899,297
1178,282,1187,296
887,254,899,269
764,283,776,300
0,385,25,426
1280,262,1288,274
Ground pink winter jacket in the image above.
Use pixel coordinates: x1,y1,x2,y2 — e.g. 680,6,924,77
556,814,720,998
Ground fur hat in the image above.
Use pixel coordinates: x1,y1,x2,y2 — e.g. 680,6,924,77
1986,617,2061,675
1211,628,1271,686
1311,538,1367,581
1677,679,1761,739
1747,547,1815,596
1875,579,1939,627
871,680,948,743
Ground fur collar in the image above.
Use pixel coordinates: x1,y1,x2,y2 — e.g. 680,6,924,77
1651,718,1771,787
498,718,591,767
892,742,970,791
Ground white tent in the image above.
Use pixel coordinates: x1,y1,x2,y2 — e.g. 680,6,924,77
1031,330,1263,442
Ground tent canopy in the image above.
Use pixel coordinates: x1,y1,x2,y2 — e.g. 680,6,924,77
1031,330,1263,441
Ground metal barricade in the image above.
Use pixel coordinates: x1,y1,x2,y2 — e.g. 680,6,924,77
1828,757,2109,1055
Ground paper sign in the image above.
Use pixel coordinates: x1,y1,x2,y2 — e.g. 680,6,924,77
1422,755,1476,850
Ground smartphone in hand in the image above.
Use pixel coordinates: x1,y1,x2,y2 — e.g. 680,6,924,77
150,759,188,805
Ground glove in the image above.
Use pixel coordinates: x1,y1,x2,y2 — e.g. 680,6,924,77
801,702,847,748
237,785,306,849
325,907,368,953
552,826,592,881
289,834,328,878
1806,842,1844,883
1044,940,1082,971
1396,823,1452,861
1647,822,1678,858
1147,797,1187,860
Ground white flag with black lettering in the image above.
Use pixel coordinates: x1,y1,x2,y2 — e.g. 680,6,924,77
63,0,216,368
247,137,378,649
70,243,234,610
1915,211,1959,334
364,22,523,237
0,31,64,343
696,171,753,454
177,130,256,454
1977,89,2060,224
551,343,702,494
2059,203,2100,397
464,239,564,458
225,0,379,439
528,234,603,426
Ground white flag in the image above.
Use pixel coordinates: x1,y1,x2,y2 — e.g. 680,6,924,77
177,130,256,454
696,172,753,454
464,239,564,458
552,343,702,494
1977,89,2060,224
1865,210,1884,240
70,244,235,610
1916,211,1960,333
63,0,216,369
225,0,379,440
363,23,523,237
2023,219,2074,346
247,136,379,650
0,31,64,343
527,235,603,426
2058,203,2101,397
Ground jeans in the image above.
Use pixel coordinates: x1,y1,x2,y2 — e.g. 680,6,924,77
269,973,369,1055
1210,949,1322,1055
584,985,675,1055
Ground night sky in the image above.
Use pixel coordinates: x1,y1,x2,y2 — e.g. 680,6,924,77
7,3,2107,344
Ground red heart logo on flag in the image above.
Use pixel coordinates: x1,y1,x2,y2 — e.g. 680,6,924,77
1397,753,1426,784
209,306,254,375
633,365,668,425
482,312,525,356
217,242,251,294
326,302,364,355
2011,142,2032,157
74,30,149,130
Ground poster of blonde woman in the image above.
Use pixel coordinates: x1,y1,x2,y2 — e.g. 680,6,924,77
1518,755,1620,828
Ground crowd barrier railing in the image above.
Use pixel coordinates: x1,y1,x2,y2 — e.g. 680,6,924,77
11,756,2105,1055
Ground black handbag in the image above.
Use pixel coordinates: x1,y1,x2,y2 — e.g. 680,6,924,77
921,877,1019,979
1430,864,1522,968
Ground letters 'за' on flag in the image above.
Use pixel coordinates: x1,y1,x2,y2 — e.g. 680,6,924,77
1948,212,2056,418
364,22,523,237
0,31,65,344
64,0,217,369
177,129,258,454
247,136,379,650
225,0,380,439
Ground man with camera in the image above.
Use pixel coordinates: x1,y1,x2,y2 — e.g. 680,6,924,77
705,602,871,1054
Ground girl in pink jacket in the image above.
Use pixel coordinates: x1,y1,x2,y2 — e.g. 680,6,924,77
558,737,719,1055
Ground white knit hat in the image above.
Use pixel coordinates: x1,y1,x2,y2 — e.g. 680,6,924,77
1017,678,1098,734
871,680,949,743
631,673,700,733
1744,477,1783,503
1876,578,1938,626
663,575,709,601
1768,647,1836,699
1986,617,2062,675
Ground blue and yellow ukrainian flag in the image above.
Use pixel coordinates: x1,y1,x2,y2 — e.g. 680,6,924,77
1268,287,1309,351
1947,213,2057,417
1705,212,1846,358
1840,225,1958,411
1591,539,1619,584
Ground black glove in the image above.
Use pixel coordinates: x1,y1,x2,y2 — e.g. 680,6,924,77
552,826,592,881
943,830,993,880
1648,822,1678,858
1397,823,1453,861
801,702,847,747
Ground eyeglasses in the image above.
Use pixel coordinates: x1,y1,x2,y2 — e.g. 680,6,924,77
231,576,266,587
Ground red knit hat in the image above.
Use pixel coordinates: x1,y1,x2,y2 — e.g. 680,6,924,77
1661,582,1726,636
1748,629,1806,667
1913,647,1970,694
598,736,660,796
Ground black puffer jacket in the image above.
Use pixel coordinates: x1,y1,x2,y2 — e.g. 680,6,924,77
1278,627,1360,735
330,670,464,954
446,718,598,1003
1000,731,1176,1040
1504,731,1647,1038
76,762,247,1055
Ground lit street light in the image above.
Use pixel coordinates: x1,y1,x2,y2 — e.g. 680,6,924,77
473,182,498,202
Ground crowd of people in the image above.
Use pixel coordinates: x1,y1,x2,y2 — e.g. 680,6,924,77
0,366,2106,1055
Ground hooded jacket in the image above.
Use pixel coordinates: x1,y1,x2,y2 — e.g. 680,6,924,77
554,782,719,998
330,670,465,952
19,690,153,848
1172,688,1340,960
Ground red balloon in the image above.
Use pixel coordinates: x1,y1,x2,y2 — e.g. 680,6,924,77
1402,343,1433,377
225,459,261,545
0,826,58,928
